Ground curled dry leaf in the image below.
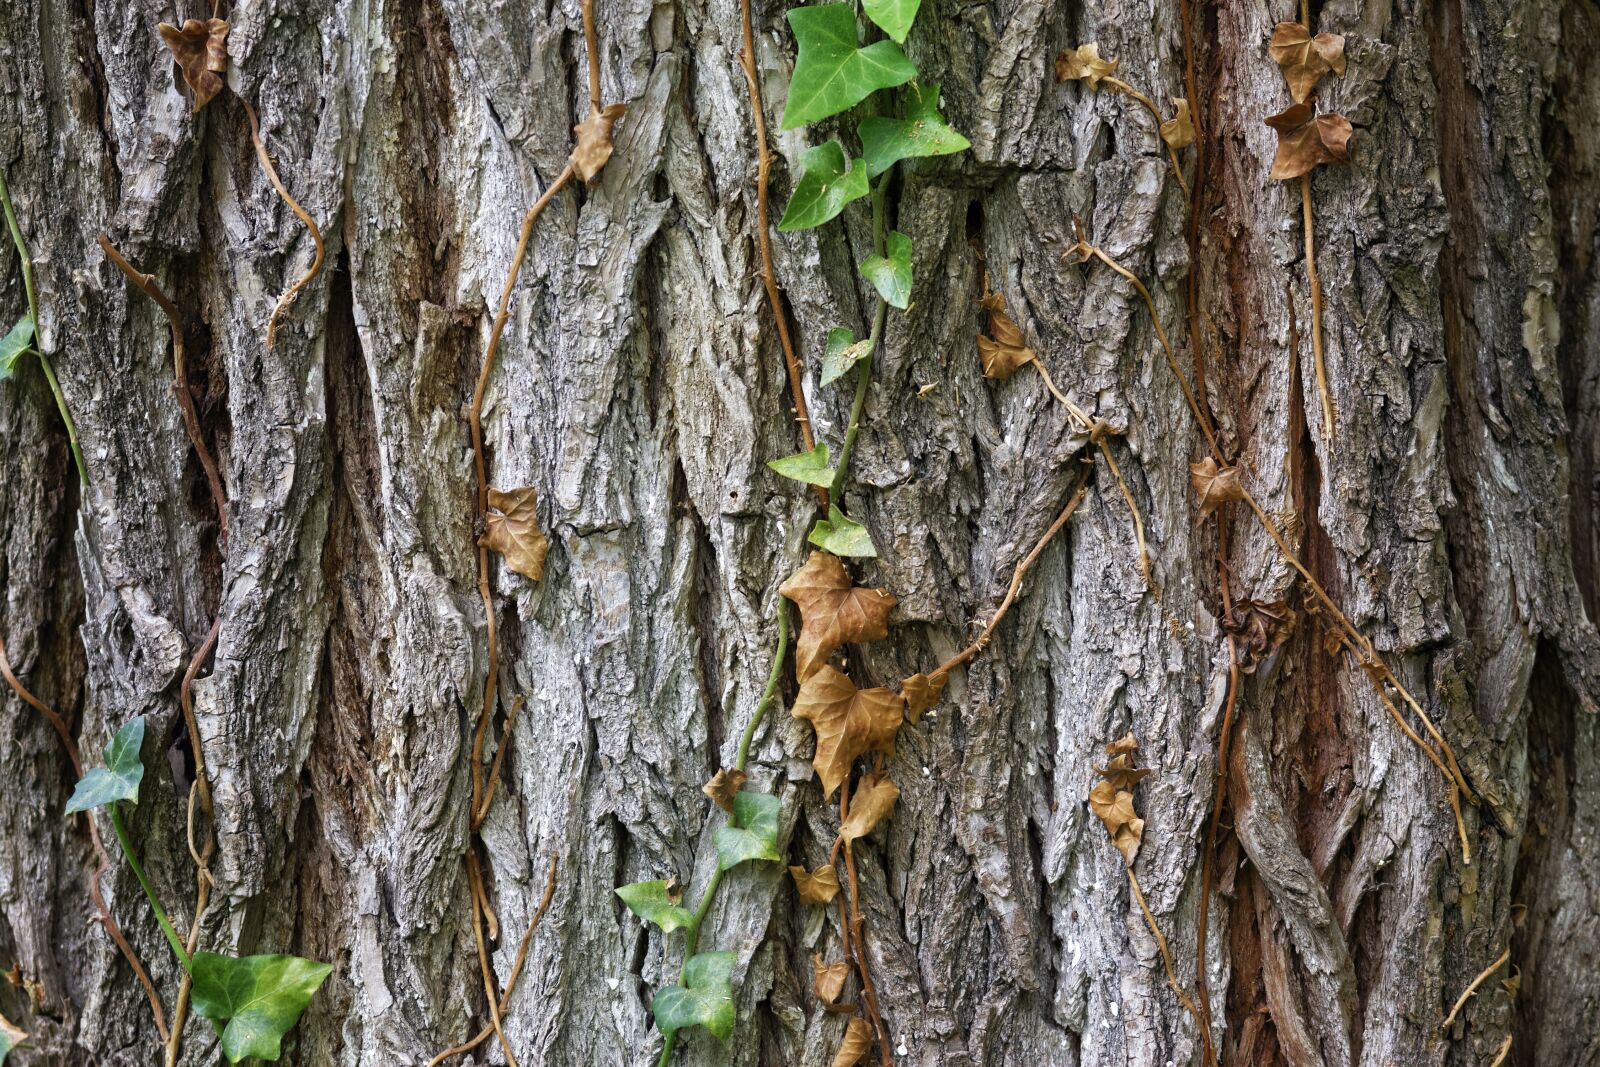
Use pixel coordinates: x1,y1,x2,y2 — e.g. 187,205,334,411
480,487,551,580
901,671,946,723
1264,103,1353,180
1269,22,1347,103
702,767,747,812
571,103,627,183
1160,97,1194,150
1189,457,1245,519
157,18,230,112
977,290,1035,379
780,552,897,681
791,666,904,799
813,954,850,1004
790,863,841,905
1089,733,1147,866
839,771,899,841
1095,733,1153,792
1223,598,1298,674
1054,43,1118,88
832,1017,874,1067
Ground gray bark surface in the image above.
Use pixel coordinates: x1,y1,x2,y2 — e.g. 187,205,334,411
0,0,1596,1065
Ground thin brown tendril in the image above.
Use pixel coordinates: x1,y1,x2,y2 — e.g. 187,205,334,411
1126,866,1210,1052
1441,946,1510,1030
1300,174,1335,439
466,855,518,1067
838,777,891,1067
242,98,326,350
1103,77,1190,197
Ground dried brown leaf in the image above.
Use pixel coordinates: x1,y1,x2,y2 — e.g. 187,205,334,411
813,954,850,1004
1264,103,1354,181
1088,780,1144,866
1054,43,1118,88
901,671,946,723
1095,753,1153,792
480,487,551,581
1160,97,1194,150
791,666,904,799
157,18,230,112
839,772,899,841
702,767,747,812
1269,22,1347,103
1223,598,1298,674
780,552,897,681
977,292,1035,379
790,864,841,905
1189,457,1245,519
831,1018,873,1067
571,103,627,183
1104,732,1138,757
1502,966,1521,998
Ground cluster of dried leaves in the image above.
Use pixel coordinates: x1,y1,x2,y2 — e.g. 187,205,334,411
1264,23,1352,179
1088,734,1149,866
1055,43,1194,190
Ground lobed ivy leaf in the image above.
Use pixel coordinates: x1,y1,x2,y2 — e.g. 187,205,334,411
862,0,921,44
808,505,877,558
0,1011,26,1065
779,142,870,232
768,443,836,487
64,717,146,814
859,230,913,310
652,950,737,1040
713,791,782,869
0,315,34,380
189,952,333,1063
781,4,918,130
615,880,697,933
821,328,873,388
858,83,970,177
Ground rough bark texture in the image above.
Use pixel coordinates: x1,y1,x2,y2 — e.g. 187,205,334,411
1,0,1596,1065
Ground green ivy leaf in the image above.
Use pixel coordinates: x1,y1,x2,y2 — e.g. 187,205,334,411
858,83,971,178
808,505,877,558
821,328,873,388
860,231,913,310
615,880,697,933
652,950,737,1040
778,142,870,232
781,4,918,130
0,315,35,380
64,717,146,814
862,0,921,45
767,443,835,487
190,952,333,1063
713,791,781,869
0,1011,27,1065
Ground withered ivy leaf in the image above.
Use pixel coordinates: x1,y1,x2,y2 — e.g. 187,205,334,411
1054,43,1117,88
1264,103,1353,180
832,1017,873,1067
1223,599,1297,674
790,864,841,905
977,291,1035,379
1088,780,1144,866
1188,457,1245,518
1502,966,1521,997
480,487,551,581
571,103,627,183
780,552,897,681
1269,22,1347,103
1104,732,1138,757
1160,97,1195,150
702,768,747,812
813,954,850,1005
157,18,230,112
839,771,899,841
791,665,903,799
1094,732,1153,791
901,671,946,723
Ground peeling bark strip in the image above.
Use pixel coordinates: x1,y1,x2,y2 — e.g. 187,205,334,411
0,1,1596,1066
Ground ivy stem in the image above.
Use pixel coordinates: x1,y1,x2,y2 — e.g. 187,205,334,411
108,805,192,972
0,168,87,484
657,603,791,1067
829,177,890,507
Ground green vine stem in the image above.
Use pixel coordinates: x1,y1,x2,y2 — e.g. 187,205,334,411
108,804,191,971
657,602,790,1067
0,169,87,484
829,177,890,506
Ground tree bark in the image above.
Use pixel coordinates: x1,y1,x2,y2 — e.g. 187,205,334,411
1,0,1596,1065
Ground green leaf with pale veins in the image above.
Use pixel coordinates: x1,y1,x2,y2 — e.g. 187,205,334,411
652,951,737,1040
858,83,971,177
808,505,877,558
64,717,146,814
863,0,921,44
767,443,835,487
0,315,34,380
0,1010,28,1064
190,952,333,1063
820,327,873,388
615,880,697,933
780,4,918,130
779,141,870,232
713,791,782,869
860,231,913,310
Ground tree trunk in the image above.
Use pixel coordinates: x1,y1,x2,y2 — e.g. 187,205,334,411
1,0,1596,1065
